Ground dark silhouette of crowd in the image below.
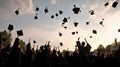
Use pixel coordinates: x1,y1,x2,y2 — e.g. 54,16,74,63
1,36,120,67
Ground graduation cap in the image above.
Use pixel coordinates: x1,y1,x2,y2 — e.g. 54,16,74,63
51,15,54,19
72,32,75,35
17,30,23,36
64,26,67,30
63,17,68,22
90,36,92,38
15,8,20,15
60,42,63,46
92,30,97,34
99,19,104,26
89,10,95,15
86,21,89,25
33,40,36,43
59,10,63,15
59,32,62,36
35,7,39,11
99,21,104,26
118,29,120,32
72,5,81,14
74,22,79,27
34,13,38,19
104,2,109,6
62,22,65,25
55,13,59,19
112,1,118,8
8,24,14,31
76,31,78,34
44,6,48,14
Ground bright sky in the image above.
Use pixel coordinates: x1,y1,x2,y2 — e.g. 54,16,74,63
0,0,120,51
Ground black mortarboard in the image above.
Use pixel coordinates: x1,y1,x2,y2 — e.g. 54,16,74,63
118,29,120,32
104,2,109,6
34,13,38,19
51,15,54,19
60,42,63,46
59,32,62,36
89,10,95,15
72,5,81,14
8,24,14,31
15,8,20,15
36,7,39,11
55,13,59,18
99,19,104,26
76,31,78,34
62,22,65,25
99,21,104,26
33,40,36,43
63,17,68,22
92,30,97,34
86,21,89,25
112,1,118,8
90,36,92,38
74,22,79,27
17,30,23,36
59,10,63,15
44,6,48,14
64,26,67,30
72,32,75,35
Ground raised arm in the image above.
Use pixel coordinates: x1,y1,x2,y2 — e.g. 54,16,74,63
84,38,88,44
84,38,91,52
115,38,118,46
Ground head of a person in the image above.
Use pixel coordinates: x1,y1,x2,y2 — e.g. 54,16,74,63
82,41,85,46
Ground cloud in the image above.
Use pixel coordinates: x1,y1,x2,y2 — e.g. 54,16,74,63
50,0,57,4
0,0,34,20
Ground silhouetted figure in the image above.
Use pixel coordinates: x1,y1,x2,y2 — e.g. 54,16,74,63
25,40,33,67
76,38,91,66
9,38,21,67
113,38,120,64
104,2,109,7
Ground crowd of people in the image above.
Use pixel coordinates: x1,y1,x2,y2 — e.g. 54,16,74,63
0,35,120,67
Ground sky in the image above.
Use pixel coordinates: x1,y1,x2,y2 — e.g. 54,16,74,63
0,0,120,51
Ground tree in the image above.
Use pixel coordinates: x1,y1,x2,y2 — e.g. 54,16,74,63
19,39,26,53
96,44,105,53
0,30,12,48
105,45,112,52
